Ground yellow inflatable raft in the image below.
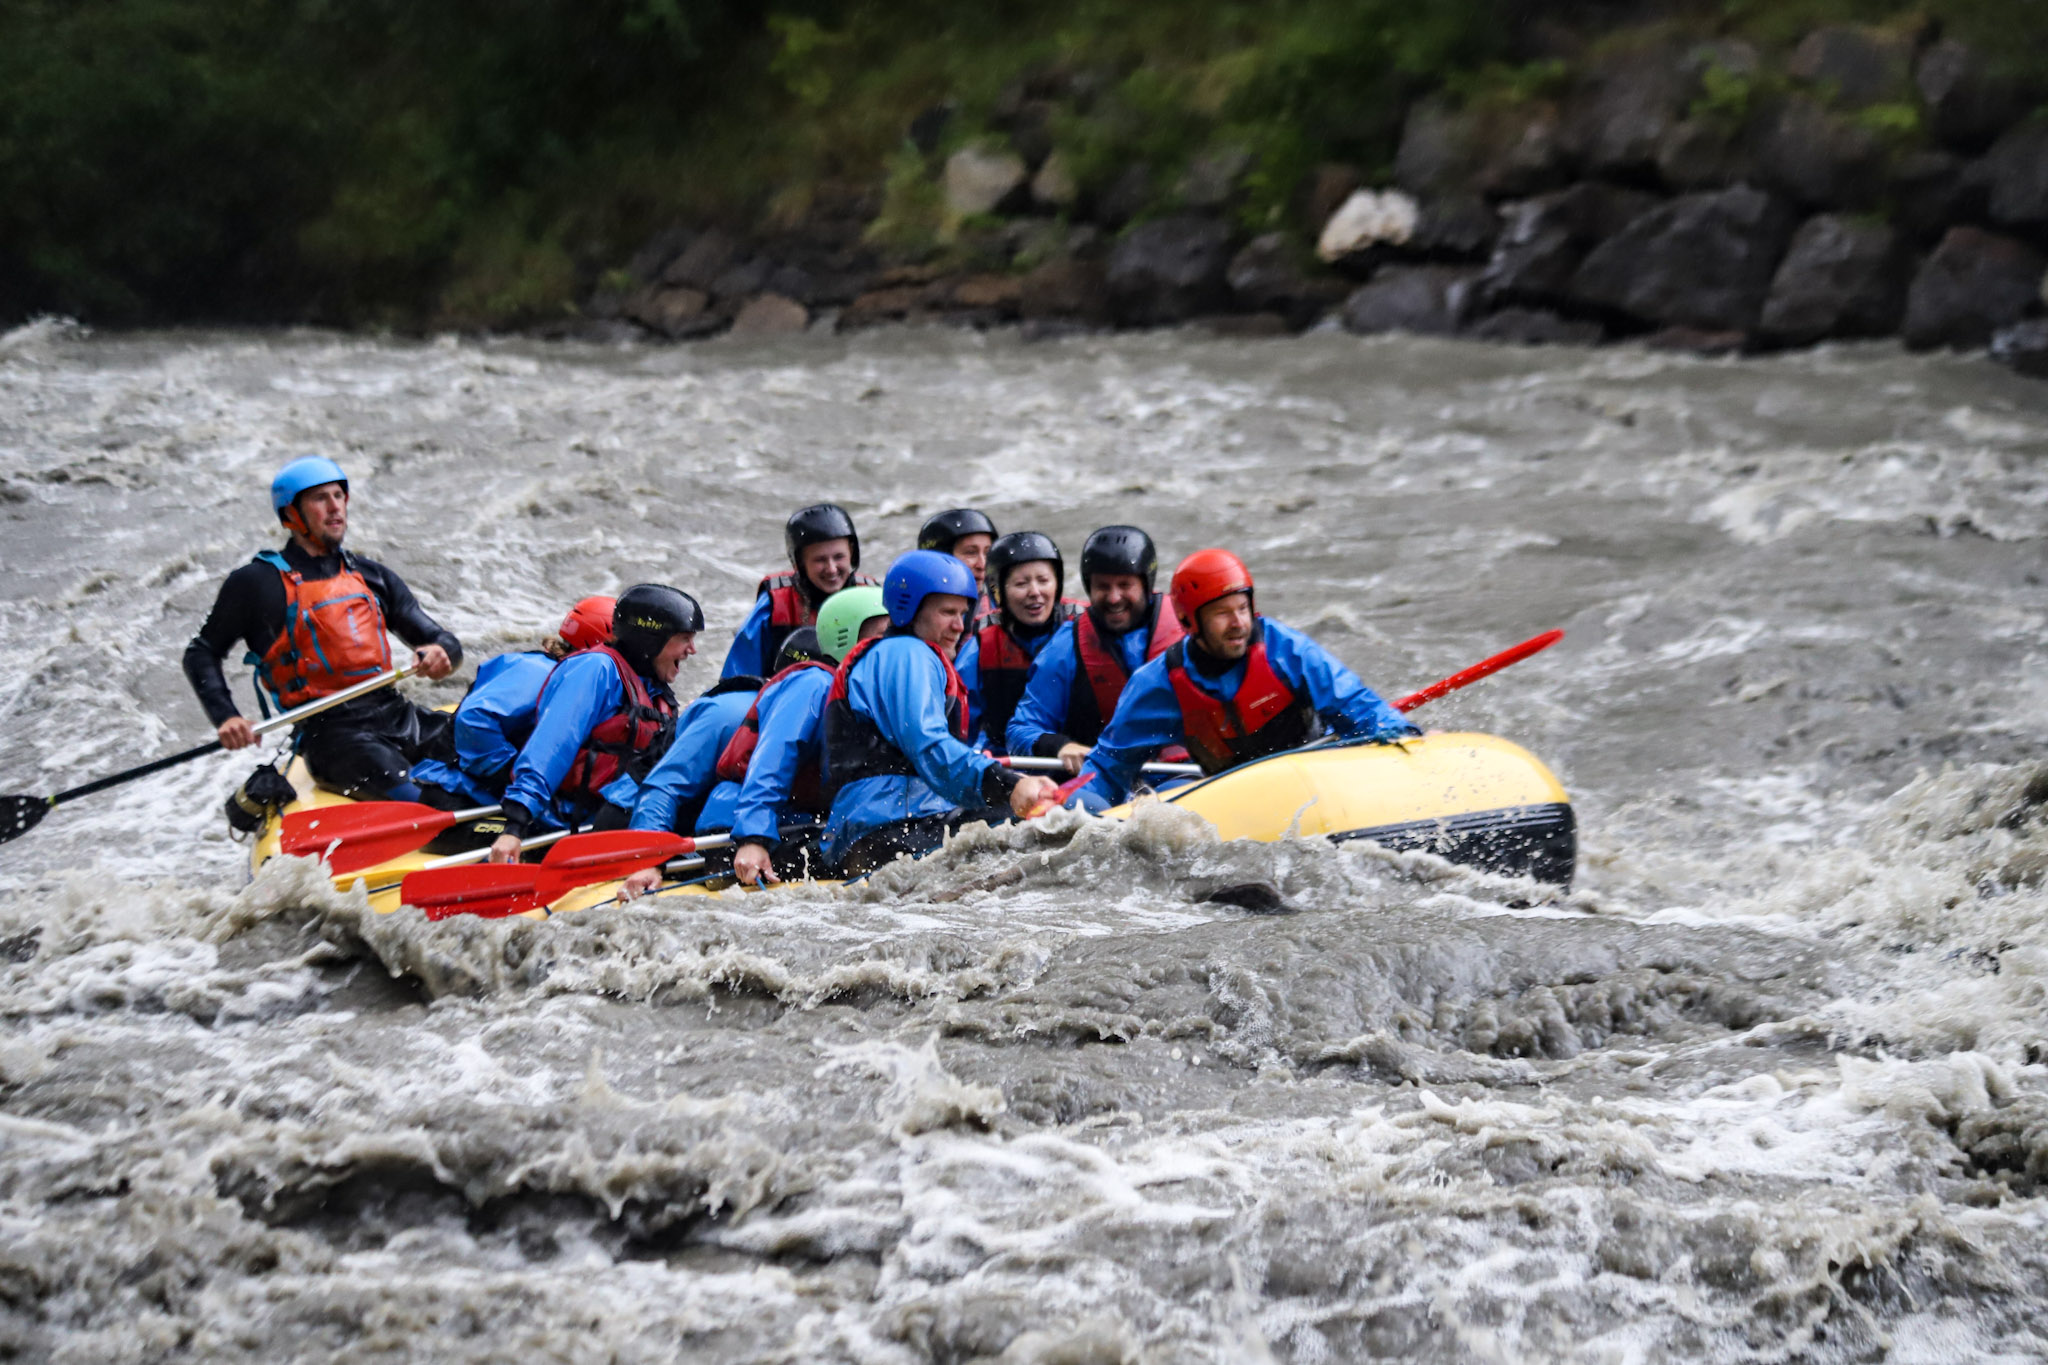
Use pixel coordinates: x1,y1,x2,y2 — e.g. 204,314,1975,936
251,731,1573,916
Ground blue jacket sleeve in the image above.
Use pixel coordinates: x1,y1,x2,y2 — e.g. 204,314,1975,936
1263,620,1418,741
730,669,832,846
501,653,622,824
856,640,999,810
1006,621,1080,757
453,652,552,779
1076,659,1187,806
629,692,754,833
719,594,773,680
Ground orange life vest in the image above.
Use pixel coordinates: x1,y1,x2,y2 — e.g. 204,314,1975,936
1067,598,1185,744
555,645,678,801
250,550,393,710
1163,623,1320,774
714,658,835,810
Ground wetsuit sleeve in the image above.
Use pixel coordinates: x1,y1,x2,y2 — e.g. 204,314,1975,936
1264,620,1419,741
500,653,622,835
359,558,462,668
730,670,831,847
629,694,741,834
1076,659,1185,807
720,595,773,680
863,643,1005,811
1007,622,1080,758
181,562,279,726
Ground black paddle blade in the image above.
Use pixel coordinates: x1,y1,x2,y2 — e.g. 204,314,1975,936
0,796,53,846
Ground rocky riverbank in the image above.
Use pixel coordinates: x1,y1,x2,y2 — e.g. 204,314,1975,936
576,21,2048,377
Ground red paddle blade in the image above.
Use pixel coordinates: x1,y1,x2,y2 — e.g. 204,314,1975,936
402,865,546,920
1393,629,1563,713
283,801,459,874
1029,771,1095,819
539,830,692,872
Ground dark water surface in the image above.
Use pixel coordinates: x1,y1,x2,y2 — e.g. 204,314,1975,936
1,318,2045,1362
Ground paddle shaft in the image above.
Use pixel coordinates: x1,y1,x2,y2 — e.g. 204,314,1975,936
1003,756,1202,777
9,665,416,832
1392,629,1562,713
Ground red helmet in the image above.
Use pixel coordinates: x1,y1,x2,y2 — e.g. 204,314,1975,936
1169,549,1254,629
558,596,616,653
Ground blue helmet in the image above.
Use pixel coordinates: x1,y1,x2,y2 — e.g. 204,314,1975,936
271,456,349,520
883,550,976,627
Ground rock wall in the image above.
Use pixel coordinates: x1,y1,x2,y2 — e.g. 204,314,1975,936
577,24,2048,377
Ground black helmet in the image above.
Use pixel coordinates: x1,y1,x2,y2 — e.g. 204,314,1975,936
917,508,998,554
785,503,860,569
772,626,825,673
1080,525,1158,595
986,531,1064,618
611,583,704,676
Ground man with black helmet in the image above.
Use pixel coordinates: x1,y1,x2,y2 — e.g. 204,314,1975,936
1005,525,1186,773
488,584,701,862
720,503,880,680
184,456,462,804
917,507,998,620
955,531,1081,756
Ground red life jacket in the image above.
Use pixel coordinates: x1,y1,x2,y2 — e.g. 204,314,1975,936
756,568,881,669
1065,598,1185,744
555,645,678,802
822,632,970,793
974,599,1082,755
1163,622,1321,774
714,658,835,811
250,550,394,710
968,591,1000,633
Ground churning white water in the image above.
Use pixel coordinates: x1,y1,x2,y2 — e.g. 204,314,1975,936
0,318,2045,1362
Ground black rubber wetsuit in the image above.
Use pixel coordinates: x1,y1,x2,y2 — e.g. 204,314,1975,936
182,542,463,799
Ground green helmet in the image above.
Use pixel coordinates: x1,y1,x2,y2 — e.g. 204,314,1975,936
815,586,888,662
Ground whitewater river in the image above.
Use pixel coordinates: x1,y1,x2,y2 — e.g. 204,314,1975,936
0,317,2044,1363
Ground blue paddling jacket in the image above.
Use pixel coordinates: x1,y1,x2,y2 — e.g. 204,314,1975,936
821,634,1015,864
1077,618,1417,808
411,650,556,808
726,665,835,850
1005,604,1177,758
499,650,677,834
629,690,757,835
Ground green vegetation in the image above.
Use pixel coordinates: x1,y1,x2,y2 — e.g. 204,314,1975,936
3,0,2047,328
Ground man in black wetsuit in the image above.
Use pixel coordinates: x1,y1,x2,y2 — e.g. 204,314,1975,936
182,456,462,801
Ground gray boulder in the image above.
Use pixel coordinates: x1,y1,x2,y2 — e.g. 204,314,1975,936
1410,195,1502,259
1093,165,1153,230
1990,319,2048,378
1480,183,1660,308
1916,40,2032,150
1754,96,1890,210
1395,98,1567,200
1891,150,1988,244
1759,215,1910,344
1571,185,1797,332
727,294,810,338
1340,266,1480,336
1979,119,2048,230
1656,118,1755,191
1106,216,1236,325
1560,51,1692,179
1227,234,1346,328
1466,308,1604,346
1786,25,1916,109
1902,226,2046,350
661,228,741,290
945,146,1030,217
